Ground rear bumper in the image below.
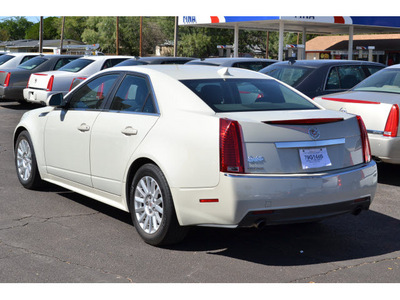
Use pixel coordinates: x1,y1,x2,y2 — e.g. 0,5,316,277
171,160,377,227
23,88,64,105
369,133,400,164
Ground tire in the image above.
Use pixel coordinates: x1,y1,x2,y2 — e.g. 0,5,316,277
15,130,43,189
129,164,188,246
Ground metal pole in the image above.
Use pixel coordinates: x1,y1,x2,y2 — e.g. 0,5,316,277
173,16,178,57
116,16,119,55
39,16,43,54
139,16,143,57
348,25,354,60
60,17,65,54
278,20,284,61
265,31,269,59
233,23,239,58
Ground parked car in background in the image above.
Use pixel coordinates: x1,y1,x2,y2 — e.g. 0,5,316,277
259,60,385,98
14,65,377,246
116,56,195,67
0,54,81,101
314,64,400,164
186,57,277,71
23,55,133,105
0,52,40,70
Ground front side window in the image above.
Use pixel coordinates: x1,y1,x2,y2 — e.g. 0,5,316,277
59,58,94,72
18,57,47,70
109,75,155,113
181,78,317,112
68,74,119,109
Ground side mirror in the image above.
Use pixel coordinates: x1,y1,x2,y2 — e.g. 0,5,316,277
48,93,64,107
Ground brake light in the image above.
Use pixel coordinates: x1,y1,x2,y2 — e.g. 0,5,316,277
265,118,343,125
220,118,244,173
46,75,54,91
383,104,399,137
69,77,87,91
356,115,371,163
3,72,11,87
26,74,32,88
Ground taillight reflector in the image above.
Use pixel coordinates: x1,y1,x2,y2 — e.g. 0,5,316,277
199,199,219,203
46,75,54,91
220,118,244,173
383,104,399,137
3,72,11,87
356,115,371,163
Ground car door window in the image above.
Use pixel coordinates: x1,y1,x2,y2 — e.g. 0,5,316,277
109,75,156,113
68,74,119,110
54,58,77,70
101,58,128,70
366,66,383,75
20,55,36,64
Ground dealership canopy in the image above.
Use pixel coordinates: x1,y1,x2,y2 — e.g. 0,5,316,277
179,16,400,60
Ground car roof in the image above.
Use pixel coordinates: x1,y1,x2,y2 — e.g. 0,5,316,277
106,64,270,80
187,57,277,65
269,59,385,68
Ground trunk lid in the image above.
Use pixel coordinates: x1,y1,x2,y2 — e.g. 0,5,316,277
27,71,68,90
219,109,364,174
314,91,397,134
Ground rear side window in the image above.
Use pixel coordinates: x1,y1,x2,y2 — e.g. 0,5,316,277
109,75,156,113
0,55,15,65
262,65,312,86
20,56,37,64
326,65,365,90
366,65,384,75
18,57,47,70
102,58,129,70
181,78,317,112
59,58,94,72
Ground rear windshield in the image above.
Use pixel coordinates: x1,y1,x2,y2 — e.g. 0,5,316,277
261,65,313,86
115,59,148,67
0,55,14,66
180,78,318,112
59,58,94,72
18,57,47,70
353,68,400,94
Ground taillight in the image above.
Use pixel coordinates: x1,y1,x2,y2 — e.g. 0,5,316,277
46,75,54,91
356,115,371,163
220,118,244,173
69,77,87,91
383,104,399,137
4,72,11,87
26,74,32,88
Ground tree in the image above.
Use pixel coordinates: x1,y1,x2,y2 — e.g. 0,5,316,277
25,17,59,40
53,17,88,41
0,17,33,40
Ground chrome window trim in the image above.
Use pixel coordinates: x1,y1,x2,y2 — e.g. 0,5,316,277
275,138,345,149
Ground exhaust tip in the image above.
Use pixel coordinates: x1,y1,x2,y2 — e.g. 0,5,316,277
254,219,267,229
352,206,363,216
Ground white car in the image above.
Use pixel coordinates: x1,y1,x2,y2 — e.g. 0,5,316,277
0,52,39,69
23,55,133,105
314,64,400,164
14,65,377,246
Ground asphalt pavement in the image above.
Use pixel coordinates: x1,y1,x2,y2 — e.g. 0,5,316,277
0,100,399,288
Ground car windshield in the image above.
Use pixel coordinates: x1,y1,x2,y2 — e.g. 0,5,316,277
180,78,318,112
18,57,47,70
0,55,14,66
353,68,400,94
260,65,313,86
58,58,94,72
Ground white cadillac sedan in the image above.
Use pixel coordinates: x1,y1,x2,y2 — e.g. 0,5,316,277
14,65,377,246
23,55,133,105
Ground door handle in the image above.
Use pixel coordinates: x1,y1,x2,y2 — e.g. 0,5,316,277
121,126,138,136
78,123,90,132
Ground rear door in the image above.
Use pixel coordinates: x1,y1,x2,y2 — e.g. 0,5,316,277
90,73,159,195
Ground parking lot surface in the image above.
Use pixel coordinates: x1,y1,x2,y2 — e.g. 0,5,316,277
0,100,399,284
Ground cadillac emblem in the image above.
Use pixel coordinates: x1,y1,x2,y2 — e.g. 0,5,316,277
308,127,320,140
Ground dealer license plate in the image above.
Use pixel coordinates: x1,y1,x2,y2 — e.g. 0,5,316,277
299,148,332,169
